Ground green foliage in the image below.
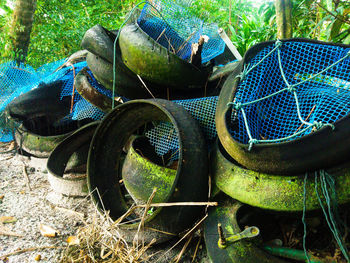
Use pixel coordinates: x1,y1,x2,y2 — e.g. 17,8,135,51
228,2,276,55
0,1,13,60
292,0,350,43
188,0,277,57
0,0,349,68
26,0,136,67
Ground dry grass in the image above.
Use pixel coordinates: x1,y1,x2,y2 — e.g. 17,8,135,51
60,212,156,263
60,189,157,263
60,186,214,263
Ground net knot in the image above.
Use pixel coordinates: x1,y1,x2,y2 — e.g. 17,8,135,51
313,121,324,130
287,86,296,93
234,102,243,110
312,121,335,130
236,64,249,81
248,138,258,151
275,39,282,48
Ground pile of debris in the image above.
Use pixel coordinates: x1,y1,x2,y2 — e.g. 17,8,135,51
1,0,350,262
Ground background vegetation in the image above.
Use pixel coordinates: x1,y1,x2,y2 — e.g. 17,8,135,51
0,0,349,68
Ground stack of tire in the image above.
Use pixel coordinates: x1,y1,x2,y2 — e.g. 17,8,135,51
205,39,350,262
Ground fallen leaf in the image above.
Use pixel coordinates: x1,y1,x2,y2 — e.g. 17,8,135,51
0,216,17,224
0,225,23,237
34,254,42,261
67,236,80,245
0,195,4,200
7,141,15,151
39,223,59,237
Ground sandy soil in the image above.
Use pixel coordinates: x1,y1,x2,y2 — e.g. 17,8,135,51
0,142,211,263
0,142,93,263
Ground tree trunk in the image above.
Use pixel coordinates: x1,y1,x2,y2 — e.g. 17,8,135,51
275,0,293,39
7,0,37,64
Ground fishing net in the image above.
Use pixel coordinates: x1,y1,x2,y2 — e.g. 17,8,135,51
227,40,350,149
145,96,218,160
59,65,113,122
0,57,218,158
0,60,65,142
137,0,225,63
0,60,108,142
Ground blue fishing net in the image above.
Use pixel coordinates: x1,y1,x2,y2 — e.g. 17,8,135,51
145,96,218,160
58,62,109,122
0,57,218,158
0,60,108,142
137,0,225,63
0,60,65,142
229,40,350,147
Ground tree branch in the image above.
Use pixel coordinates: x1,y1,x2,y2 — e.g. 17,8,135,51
316,2,350,25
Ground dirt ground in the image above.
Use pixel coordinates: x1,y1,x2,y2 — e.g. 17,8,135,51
0,142,211,263
0,142,94,263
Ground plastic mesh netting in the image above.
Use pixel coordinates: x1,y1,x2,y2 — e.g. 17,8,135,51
229,41,350,146
0,60,65,142
145,96,218,160
137,0,225,63
0,58,218,157
0,60,108,142
60,64,112,122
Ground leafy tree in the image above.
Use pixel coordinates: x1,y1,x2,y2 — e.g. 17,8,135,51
27,0,135,67
292,0,350,43
12,0,36,63
0,0,349,68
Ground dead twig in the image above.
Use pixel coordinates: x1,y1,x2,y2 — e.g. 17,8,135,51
164,34,176,54
294,104,316,133
191,235,202,263
69,63,77,113
134,188,157,248
54,206,85,219
0,245,61,259
177,31,197,55
22,164,32,191
155,214,208,263
137,201,217,208
316,3,350,25
174,234,193,263
155,28,167,42
0,225,24,237
137,74,156,99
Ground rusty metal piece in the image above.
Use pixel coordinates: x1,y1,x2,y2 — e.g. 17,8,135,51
218,226,260,249
87,99,208,243
204,199,288,263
